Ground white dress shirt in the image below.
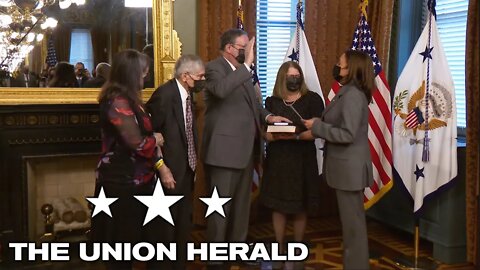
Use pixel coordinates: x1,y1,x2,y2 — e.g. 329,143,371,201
175,79,189,130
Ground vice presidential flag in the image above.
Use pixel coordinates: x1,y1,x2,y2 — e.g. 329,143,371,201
393,5,457,213
284,1,325,174
326,3,393,209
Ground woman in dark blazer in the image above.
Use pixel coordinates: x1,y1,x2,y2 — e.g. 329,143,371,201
303,50,375,270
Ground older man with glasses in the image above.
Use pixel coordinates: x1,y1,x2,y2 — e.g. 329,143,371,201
146,54,206,270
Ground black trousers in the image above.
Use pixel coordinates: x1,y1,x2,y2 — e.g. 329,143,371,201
154,168,194,270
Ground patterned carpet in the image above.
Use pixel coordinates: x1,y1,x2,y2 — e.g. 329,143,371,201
188,217,473,270
4,217,474,269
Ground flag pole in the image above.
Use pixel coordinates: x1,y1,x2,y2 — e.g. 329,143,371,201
414,218,420,268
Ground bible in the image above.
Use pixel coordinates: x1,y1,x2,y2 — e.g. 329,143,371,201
267,123,296,133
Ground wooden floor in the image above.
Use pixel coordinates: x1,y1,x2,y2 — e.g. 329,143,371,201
3,217,475,269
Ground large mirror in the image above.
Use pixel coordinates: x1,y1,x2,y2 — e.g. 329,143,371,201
0,0,181,104
0,0,154,88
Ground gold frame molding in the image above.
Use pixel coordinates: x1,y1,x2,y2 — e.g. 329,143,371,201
0,0,181,105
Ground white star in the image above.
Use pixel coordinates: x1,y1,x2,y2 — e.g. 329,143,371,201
86,187,118,218
200,187,231,218
134,180,183,226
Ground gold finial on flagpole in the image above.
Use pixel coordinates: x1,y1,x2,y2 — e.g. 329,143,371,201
358,0,368,20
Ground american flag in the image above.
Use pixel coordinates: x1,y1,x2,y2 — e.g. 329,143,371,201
327,12,393,209
45,37,57,68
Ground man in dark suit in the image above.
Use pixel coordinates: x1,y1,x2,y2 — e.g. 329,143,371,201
202,29,290,270
83,63,110,88
146,54,205,270
11,64,39,87
74,62,89,87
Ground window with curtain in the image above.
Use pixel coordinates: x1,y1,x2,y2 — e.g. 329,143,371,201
423,0,468,129
256,0,298,101
69,28,94,72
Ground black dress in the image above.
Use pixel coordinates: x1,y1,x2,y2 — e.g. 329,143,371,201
260,91,325,214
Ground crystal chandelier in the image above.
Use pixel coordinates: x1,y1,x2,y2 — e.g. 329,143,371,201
0,0,85,73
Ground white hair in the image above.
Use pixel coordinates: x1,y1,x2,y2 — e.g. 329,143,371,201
174,55,204,79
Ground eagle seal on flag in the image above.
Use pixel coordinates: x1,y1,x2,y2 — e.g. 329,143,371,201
394,80,454,137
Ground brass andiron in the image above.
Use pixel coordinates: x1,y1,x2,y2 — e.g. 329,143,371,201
38,203,55,242
84,202,93,240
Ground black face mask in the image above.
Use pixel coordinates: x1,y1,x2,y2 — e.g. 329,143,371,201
286,76,302,91
191,79,206,93
235,49,246,64
332,65,343,81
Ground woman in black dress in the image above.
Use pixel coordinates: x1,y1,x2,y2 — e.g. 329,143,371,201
261,61,325,264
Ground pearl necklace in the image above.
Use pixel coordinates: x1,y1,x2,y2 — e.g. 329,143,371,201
283,92,301,106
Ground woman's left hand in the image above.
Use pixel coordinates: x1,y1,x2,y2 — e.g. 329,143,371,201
302,118,320,130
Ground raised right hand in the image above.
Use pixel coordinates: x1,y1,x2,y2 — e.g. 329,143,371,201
244,37,255,67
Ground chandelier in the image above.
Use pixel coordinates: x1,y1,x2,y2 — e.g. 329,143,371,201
0,0,85,73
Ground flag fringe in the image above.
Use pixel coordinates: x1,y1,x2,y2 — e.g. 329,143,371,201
364,178,393,210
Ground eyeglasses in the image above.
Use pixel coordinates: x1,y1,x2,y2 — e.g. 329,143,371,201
230,43,246,50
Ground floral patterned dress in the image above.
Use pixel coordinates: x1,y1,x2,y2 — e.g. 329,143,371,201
92,95,161,245
96,96,159,186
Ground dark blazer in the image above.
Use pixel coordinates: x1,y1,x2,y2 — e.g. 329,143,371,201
83,76,106,88
311,83,373,191
76,76,89,87
146,79,197,191
202,57,270,169
11,72,39,87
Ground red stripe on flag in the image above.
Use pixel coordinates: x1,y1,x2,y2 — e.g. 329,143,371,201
326,82,341,105
368,111,393,164
368,140,390,186
405,112,418,128
370,180,380,194
378,73,393,133
373,77,392,131
364,181,379,203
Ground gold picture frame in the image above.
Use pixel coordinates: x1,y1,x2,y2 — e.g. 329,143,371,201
0,0,182,105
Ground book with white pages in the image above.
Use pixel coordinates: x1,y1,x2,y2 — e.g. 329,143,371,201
266,122,296,133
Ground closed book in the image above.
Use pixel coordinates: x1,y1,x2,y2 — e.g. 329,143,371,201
267,125,296,133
